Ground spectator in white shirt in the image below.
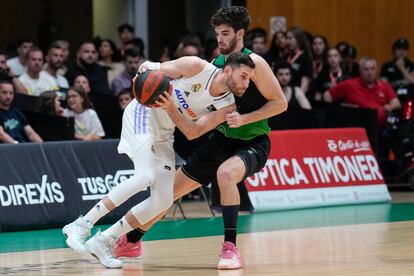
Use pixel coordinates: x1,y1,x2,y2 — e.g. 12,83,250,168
7,37,33,77
43,43,69,97
63,85,105,141
18,47,57,96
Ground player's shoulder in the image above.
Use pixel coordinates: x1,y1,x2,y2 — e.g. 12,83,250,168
248,52,268,67
185,56,208,70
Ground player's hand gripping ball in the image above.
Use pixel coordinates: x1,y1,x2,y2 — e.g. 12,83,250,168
132,70,172,107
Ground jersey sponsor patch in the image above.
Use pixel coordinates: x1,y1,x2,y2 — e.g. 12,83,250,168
191,83,202,92
175,89,198,119
207,104,217,112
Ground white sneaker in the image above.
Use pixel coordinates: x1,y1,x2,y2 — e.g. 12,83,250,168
62,216,92,254
86,232,123,268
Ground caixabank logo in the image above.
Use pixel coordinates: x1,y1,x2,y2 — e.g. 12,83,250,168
0,175,64,207
77,170,135,201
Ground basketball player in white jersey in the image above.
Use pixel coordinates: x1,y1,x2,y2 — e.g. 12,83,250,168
62,52,255,268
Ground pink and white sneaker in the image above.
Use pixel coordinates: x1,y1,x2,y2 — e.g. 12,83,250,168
114,234,143,258
217,241,244,270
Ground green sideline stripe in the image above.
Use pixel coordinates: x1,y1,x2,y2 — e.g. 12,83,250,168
1,202,414,253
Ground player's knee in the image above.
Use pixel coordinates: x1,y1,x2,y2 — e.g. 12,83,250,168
133,170,156,187
217,167,234,188
144,197,173,218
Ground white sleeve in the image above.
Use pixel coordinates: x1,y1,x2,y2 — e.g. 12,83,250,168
213,92,235,110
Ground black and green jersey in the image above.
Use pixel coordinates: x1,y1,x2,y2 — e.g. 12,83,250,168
213,48,271,140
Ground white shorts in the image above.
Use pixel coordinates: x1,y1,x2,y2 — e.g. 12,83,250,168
118,99,175,161
116,100,177,223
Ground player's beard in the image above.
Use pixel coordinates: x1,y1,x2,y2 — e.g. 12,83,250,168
226,74,244,97
219,36,238,55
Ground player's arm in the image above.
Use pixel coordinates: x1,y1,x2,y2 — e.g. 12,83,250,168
226,53,287,128
156,92,236,140
139,57,206,79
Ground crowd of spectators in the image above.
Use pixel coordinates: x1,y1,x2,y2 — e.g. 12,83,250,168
1,23,413,175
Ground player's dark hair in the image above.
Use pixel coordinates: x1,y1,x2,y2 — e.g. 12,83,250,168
225,52,255,69
210,6,250,32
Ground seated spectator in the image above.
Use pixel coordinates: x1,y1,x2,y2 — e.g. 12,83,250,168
43,43,69,97
38,90,64,116
0,80,43,143
0,50,28,94
324,57,401,130
124,38,145,54
340,45,359,77
54,40,70,75
311,35,329,79
180,41,201,57
205,38,220,62
117,23,141,56
264,31,289,70
380,37,414,93
286,27,313,94
63,85,105,141
65,41,110,94
118,89,133,110
74,75,91,94
19,47,58,96
248,28,268,57
336,41,349,54
174,36,202,58
98,39,125,87
314,48,350,101
7,37,33,77
112,49,144,95
274,61,311,110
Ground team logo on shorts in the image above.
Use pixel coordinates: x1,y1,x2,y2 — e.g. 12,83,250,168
191,83,202,92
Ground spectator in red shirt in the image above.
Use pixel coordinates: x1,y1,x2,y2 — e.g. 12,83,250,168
324,57,401,129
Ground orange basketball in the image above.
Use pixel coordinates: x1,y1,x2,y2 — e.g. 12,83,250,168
132,70,172,107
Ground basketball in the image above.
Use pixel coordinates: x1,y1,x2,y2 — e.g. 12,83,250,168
132,70,172,107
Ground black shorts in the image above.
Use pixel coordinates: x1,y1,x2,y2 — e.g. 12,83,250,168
182,130,271,186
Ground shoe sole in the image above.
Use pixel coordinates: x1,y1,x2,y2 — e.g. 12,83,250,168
217,265,243,270
115,249,143,259
62,226,89,255
217,260,243,270
86,243,123,269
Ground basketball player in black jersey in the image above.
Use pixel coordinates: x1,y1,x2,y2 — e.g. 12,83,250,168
116,6,287,270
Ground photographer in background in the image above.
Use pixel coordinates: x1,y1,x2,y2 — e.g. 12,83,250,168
0,51,28,94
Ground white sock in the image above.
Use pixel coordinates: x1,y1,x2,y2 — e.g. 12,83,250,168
83,201,110,225
102,216,133,239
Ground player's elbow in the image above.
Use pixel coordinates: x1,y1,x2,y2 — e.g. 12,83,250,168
183,129,201,140
275,97,288,115
281,98,288,112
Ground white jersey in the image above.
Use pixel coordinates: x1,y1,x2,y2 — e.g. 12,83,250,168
118,61,234,160
170,60,234,121
105,61,237,224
